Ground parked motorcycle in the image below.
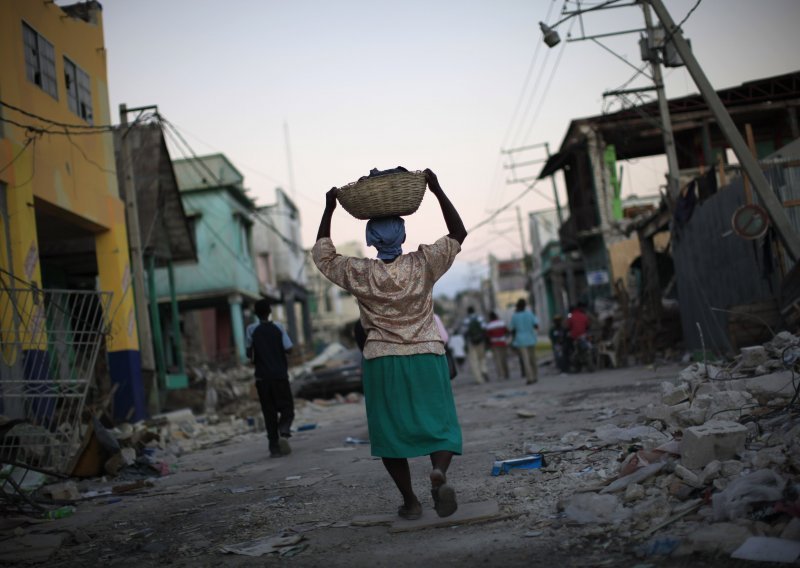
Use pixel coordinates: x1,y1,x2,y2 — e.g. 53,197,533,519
570,334,597,373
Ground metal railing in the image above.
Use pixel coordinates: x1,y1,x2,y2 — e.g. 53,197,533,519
0,286,111,478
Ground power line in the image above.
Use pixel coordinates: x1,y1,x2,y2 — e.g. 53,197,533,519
159,115,302,253
0,136,35,176
0,99,115,131
469,179,543,233
521,16,577,144
501,0,558,148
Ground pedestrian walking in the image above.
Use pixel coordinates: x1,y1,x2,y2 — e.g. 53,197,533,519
447,332,466,368
550,314,568,373
313,168,467,521
509,298,540,384
246,300,295,458
485,311,510,380
462,306,489,383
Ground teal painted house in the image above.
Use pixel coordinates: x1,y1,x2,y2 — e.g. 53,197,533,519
154,154,265,364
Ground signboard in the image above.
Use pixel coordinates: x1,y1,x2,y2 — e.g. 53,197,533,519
732,204,769,240
586,270,610,286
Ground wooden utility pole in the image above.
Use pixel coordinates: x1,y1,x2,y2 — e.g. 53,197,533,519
118,103,158,412
648,0,800,261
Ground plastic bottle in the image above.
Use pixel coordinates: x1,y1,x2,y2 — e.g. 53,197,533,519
46,506,75,520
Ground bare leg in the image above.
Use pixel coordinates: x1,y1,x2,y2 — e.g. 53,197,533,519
429,451,458,517
382,458,421,518
429,451,453,480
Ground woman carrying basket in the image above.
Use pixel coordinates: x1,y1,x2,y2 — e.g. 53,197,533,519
312,169,467,520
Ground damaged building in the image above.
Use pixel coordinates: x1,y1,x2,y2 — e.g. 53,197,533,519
537,71,800,362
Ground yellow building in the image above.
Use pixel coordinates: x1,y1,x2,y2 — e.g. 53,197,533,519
0,1,145,421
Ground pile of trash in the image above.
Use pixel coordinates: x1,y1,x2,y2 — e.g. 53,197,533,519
550,331,800,562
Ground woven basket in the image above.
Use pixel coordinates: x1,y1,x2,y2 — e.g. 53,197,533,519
337,170,426,220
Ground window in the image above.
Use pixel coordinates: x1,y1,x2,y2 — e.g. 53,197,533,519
22,22,58,100
64,57,93,123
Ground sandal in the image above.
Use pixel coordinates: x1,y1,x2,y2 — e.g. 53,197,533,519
432,484,457,517
430,469,458,518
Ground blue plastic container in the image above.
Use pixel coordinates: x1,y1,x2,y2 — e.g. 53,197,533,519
491,454,543,476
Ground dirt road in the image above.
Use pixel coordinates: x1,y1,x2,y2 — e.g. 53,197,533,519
40,358,749,567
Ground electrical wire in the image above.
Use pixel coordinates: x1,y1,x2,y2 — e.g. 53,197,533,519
501,0,558,149
0,137,35,176
0,99,115,131
5,137,38,190
159,115,302,253
520,16,577,144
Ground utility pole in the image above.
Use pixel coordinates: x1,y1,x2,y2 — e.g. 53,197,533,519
640,2,681,200
284,121,296,199
646,0,800,261
119,103,158,412
501,142,562,224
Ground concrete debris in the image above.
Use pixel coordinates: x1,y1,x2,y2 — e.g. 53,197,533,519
731,536,800,563
680,420,748,469
564,493,631,524
712,469,786,522
552,332,800,561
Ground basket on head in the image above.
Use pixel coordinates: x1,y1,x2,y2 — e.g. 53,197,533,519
337,170,426,220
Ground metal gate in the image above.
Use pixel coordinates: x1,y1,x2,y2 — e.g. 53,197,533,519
0,286,111,485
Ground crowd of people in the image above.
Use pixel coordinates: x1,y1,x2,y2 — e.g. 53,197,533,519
445,299,595,383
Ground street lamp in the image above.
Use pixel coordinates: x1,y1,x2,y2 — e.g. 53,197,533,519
539,1,681,203
539,22,560,48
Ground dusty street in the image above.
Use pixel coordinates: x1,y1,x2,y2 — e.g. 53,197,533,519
14,357,786,567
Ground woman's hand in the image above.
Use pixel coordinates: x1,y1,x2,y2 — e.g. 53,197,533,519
317,187,338,241
424,169,442,195
326,187,339,210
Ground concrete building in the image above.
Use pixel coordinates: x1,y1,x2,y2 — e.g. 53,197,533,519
252,188,312,356
0,1,144,421
156,154,261,364
306,240,363,348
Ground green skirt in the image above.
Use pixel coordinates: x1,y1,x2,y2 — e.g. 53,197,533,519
362,353,462,458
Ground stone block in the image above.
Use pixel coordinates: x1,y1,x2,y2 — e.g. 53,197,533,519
726,372,797,402
736,346,768,370
680,420,749,469
700,460,721,484
674,464,702,487
661,381,690,405
675,406,707,427
721,459,744,478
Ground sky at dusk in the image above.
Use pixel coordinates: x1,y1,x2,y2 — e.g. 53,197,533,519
97,0,800,296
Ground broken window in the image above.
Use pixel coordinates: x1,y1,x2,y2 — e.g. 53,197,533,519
64,57,93,124
22,22,58,100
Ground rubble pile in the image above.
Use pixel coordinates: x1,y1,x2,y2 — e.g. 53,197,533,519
548,331,800,561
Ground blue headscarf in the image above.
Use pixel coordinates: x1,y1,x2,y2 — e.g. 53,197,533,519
366,216,405,260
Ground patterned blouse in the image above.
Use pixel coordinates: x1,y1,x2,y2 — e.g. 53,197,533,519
312,236,461,360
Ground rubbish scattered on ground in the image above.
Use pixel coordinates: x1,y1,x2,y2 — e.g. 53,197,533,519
41,481,80,501
297,424,317,431
731,537,800,563
344,437,369,445
112,479,153,494
0,532,69,563
563,493,631,524
491,455,543,476
285,476,302,481
46,506,75,520
220,533,305,557
516,409,536,418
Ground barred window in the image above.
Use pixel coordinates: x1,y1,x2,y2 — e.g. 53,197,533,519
64,57,93,124
22,22,58,100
